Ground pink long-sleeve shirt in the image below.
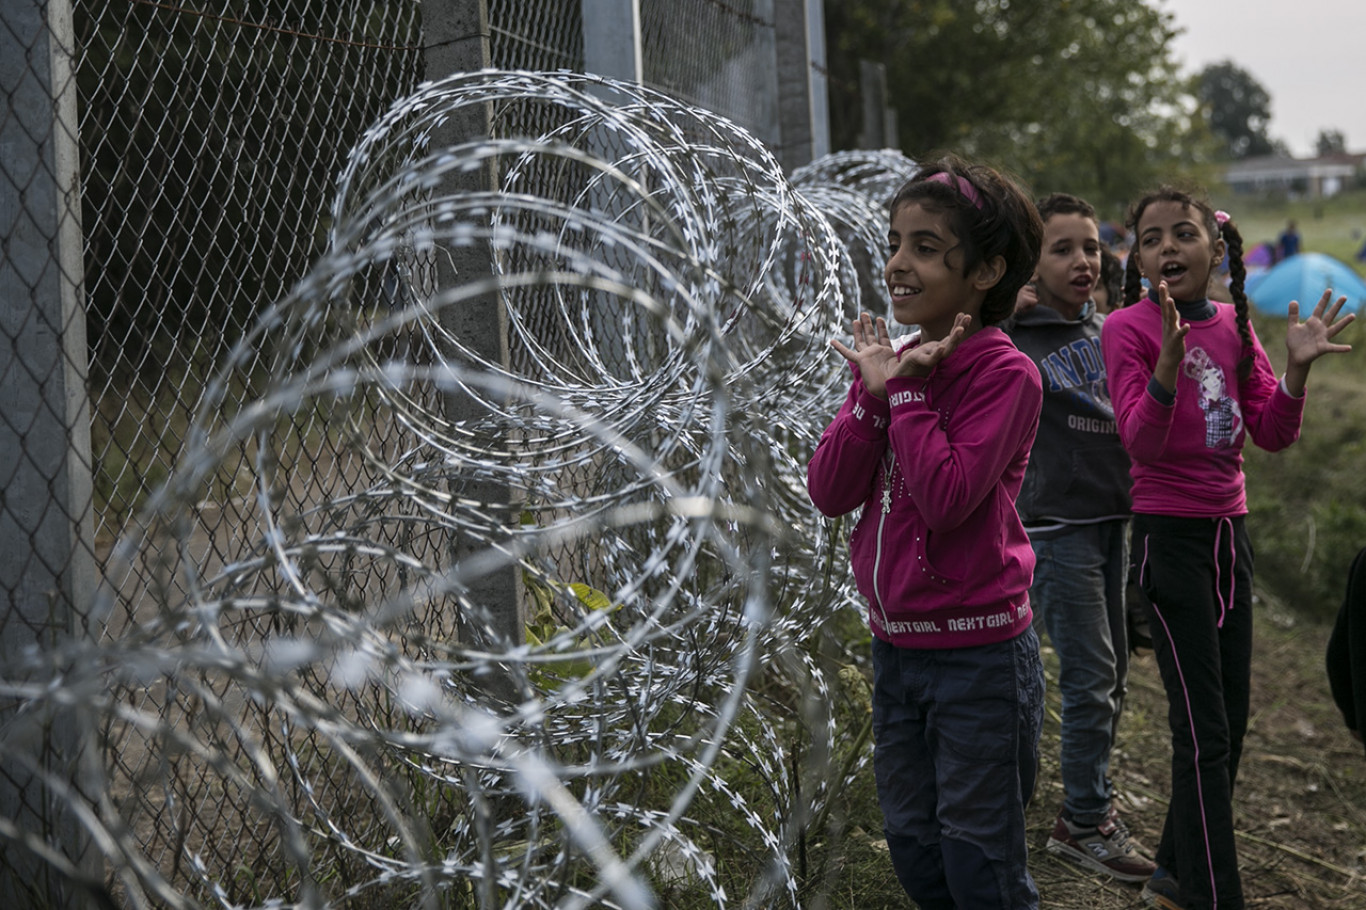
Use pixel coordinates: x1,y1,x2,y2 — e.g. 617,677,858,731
1100,297,1303,517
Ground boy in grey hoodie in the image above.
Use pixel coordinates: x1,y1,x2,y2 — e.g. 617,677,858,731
1006,193,1154,884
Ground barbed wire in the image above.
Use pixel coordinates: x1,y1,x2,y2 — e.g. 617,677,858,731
3,69,920,908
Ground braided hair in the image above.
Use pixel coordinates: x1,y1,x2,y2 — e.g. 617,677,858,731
1122,187,1254,380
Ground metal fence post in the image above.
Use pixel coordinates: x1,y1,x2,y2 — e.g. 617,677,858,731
858,59,895,150
773,0,829,171
774,0,814,172
420,0,526,684
805,0,831,163
0,0,100,905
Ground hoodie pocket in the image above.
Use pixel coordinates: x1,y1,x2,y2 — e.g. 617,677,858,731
912,520,977,601
918,527,963,587
915,493,1021,600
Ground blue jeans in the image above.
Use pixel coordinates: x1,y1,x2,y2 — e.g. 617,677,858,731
871,629,1044,910
1030,519,1129,826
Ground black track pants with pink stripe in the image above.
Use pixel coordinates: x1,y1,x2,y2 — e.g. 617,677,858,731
1132,513,1252,910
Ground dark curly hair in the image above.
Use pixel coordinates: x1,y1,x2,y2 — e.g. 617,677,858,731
1122,186,1253,379
1098,247,1124,311
1036,192,1097,223
888,154,1043,327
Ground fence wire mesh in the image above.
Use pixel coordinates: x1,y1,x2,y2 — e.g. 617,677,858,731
1,1,902,907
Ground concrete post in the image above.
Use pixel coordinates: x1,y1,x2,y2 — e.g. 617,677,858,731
749,0,780,149
579,0,651,378
582,0,642,84
774,0,817,171
420,0,525,672
0,0,100,905
858,59,891,149
805,0,830,162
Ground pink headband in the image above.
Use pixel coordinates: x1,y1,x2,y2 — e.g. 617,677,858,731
925,171,984,210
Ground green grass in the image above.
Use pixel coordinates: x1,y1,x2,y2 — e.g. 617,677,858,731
1241,302,1366,622
1210,186,1366,271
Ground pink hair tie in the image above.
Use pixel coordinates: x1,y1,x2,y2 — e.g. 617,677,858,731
1215,210,1231,225
925,171,985,210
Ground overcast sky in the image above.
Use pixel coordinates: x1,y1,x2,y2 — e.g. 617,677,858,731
1160,0,1366,157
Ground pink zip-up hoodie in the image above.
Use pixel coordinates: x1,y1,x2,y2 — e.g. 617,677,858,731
807,327,1043,649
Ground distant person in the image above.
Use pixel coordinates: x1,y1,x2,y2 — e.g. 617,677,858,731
1006,194,1152,884
1278,219,1302,260
808,155,1046,909
1102,188,1354,910
1099,219,1123,249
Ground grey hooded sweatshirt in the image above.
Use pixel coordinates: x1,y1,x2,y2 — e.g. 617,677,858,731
1007,301,1132,535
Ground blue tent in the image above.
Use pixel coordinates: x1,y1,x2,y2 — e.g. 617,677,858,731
1245,252,1366,316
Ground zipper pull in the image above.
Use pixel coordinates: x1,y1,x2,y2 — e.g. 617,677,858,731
881,451,895,514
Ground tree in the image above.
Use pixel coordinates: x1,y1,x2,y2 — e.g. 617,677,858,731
1316,128,1347,157
822,0,1212,216
1196,61,1276,159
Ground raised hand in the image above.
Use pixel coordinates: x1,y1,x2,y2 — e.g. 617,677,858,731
1284,289,1355,396
830,312,898,399
1153,281,1189,393
895,313,971,376
830,313,971,399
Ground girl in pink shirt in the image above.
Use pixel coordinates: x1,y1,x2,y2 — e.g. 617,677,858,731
808,155,1045,909
1100,187,1353,910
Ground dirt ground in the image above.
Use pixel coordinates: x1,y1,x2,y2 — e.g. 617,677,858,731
1034,594,1366,909
824,594,1366,908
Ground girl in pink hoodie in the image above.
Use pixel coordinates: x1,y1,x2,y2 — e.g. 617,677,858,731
808,155,1045,909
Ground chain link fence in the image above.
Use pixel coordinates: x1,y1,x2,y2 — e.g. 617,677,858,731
3,1,849,906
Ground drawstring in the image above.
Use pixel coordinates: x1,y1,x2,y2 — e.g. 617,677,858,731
1213,517,1236,628
1139,533,1150,592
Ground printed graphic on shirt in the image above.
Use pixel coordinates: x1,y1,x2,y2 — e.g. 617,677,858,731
1039,337,1117,431
1183,346,1243,448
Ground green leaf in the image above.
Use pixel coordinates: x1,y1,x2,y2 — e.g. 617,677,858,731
568,582,617,613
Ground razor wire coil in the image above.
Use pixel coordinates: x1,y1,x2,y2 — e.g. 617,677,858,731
5,3,922,905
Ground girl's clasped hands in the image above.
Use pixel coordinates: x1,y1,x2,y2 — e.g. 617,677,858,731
830,311,972,398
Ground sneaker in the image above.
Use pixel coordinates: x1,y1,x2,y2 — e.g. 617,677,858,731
1140,866,1186,909
1045,808,1157,883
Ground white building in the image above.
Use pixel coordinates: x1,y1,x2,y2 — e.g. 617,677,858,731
1222,152,1366,198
